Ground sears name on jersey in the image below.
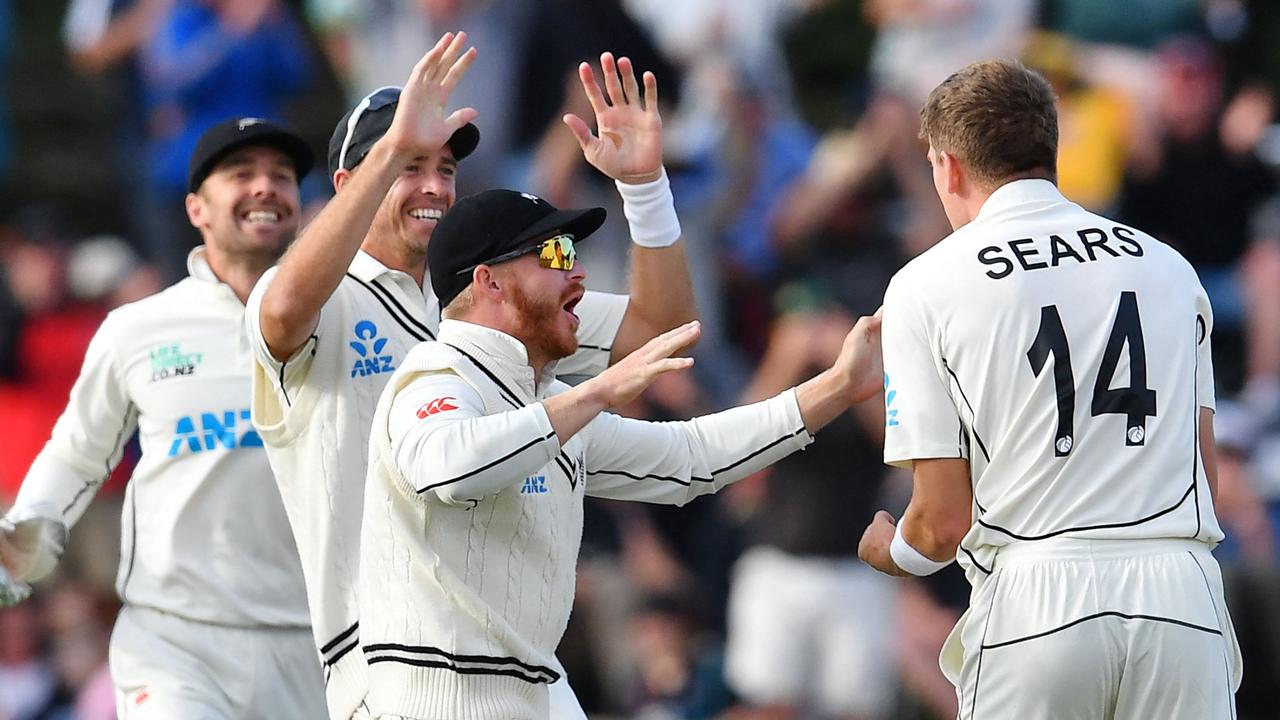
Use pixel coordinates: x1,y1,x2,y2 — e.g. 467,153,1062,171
978,225,1143,280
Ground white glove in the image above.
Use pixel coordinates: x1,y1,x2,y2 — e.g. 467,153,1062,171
0,507,68,586
0,518,33,607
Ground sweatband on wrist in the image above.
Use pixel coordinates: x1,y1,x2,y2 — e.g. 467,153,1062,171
890,522,950,576
616,167,681,248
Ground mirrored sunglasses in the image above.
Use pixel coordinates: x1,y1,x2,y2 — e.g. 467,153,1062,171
457,234,577,275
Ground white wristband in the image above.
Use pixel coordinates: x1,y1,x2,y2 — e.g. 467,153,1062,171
889,522,951,576
616,167,681,248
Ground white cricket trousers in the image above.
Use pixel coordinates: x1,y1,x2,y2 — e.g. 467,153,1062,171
944,538,1243,720
110,604,326,719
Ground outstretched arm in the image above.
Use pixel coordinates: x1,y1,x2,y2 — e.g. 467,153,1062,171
256,31,476,361
563,53,697,362
581,313,883,504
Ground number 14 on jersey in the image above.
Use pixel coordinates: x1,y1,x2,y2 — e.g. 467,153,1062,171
1027,291,1158,457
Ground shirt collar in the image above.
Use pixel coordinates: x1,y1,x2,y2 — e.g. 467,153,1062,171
436,319,561,399
972,179,1068,225
186,246,219,283
348,249,396,282
186,247,241,303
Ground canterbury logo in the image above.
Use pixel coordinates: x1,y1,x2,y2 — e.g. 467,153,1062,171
416,397,459,418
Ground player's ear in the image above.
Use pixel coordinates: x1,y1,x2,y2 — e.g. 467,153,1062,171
941,151,965,196
472,265,505,302
333,168,353,193
185,192,206,229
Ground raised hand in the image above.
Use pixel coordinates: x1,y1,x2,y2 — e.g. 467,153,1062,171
563,53,664,184
589,320,699,409
384,31,479,157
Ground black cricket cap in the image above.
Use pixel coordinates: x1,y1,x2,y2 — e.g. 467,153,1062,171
188,118,314,193
429,190,606,309
328,86,480,178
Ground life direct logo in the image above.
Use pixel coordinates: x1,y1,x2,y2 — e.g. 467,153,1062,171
350,320,396,378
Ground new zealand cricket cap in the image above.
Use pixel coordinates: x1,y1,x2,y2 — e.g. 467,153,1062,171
188,118,314,193
328,86,481,178
429,190,606,308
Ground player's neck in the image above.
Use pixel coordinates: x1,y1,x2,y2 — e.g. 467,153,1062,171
203,243,276,304
360,238,427,288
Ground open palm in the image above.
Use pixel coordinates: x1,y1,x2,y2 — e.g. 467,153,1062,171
563,53,664,184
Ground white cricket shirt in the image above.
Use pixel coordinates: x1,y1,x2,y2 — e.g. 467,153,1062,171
9,249,310,627
245,251,627,719
360,320,812,719
882,180,1223,581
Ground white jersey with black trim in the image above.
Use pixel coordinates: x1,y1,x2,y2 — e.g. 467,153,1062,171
245,251,628,719
881,180,1223,582
359,319,813,719
9,248,310,627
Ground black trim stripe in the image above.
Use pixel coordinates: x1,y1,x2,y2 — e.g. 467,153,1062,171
961,546,992,575
577,344,610,353
346,273,431,342
64,403,135,516
417,430,556,493
942,357,991,463
1192,319,1202,538
1188,551,1237,720
554,454,576,490
977,480,1195,541
588,466,711,481
325,640,359,668
981,610,1221,651
278,360,292,407
967,571,1002,719
119,482,139,601
363,643,560,684
444,343,523,410
321,622,359,655
369,278,435,340
711,426,807,475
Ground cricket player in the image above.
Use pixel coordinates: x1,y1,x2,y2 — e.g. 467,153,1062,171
245,32,697,719
358,187,885,719
857,60,1243,718
0,118,326,718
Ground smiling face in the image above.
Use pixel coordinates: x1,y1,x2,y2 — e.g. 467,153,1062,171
365,145,458,262
186,145,301,260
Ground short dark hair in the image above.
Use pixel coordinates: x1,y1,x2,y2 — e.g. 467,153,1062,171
919,60,1058,189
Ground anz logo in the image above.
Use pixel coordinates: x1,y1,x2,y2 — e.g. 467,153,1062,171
884,373,900,428
350,320,396,378
520,475,548,495
168,410,262,456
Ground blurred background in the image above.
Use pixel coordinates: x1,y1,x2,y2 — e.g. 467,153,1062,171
4,0,1280,718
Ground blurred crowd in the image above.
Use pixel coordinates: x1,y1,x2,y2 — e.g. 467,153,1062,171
4,0,1280,718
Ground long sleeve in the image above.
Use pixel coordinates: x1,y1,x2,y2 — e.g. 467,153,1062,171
7,314,136,576
389,372,560,506
583,389,812,504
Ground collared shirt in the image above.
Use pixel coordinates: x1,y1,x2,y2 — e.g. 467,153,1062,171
881,179,1223,583
244,251,627,719
11,248,310,627
358,319,811,719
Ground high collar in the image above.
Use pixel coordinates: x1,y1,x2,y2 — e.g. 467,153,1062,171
436,319,561,401
972,179,1068,225
186,247,243,304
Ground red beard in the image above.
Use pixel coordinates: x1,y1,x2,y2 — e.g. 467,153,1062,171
510,282,579,361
